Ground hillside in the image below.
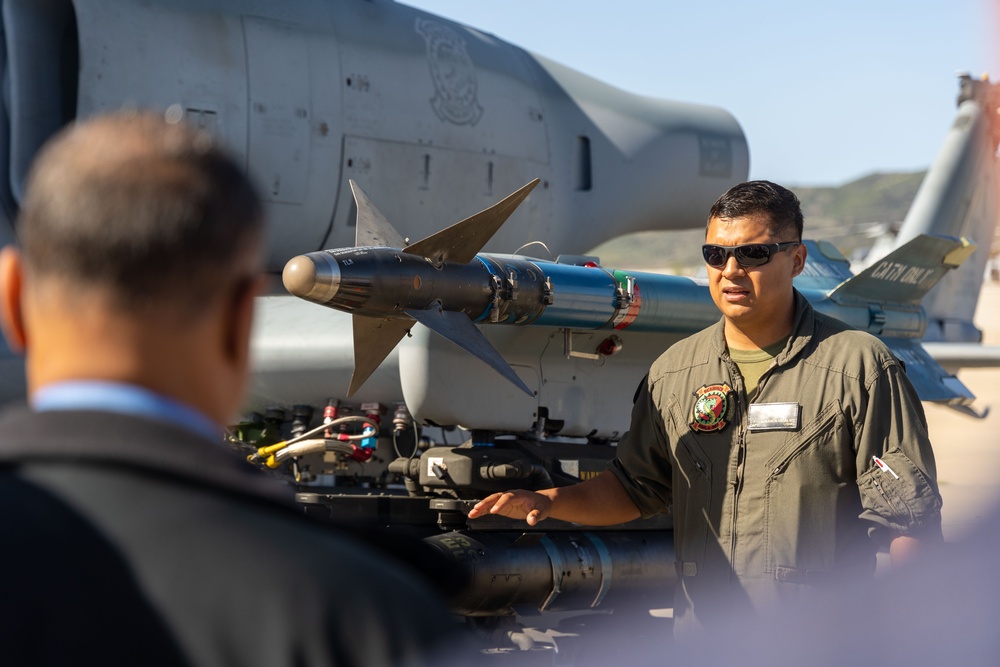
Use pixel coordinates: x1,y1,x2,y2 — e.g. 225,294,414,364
589,171,927,273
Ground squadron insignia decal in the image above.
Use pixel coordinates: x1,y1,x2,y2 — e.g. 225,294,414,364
415,19,484,126
690,383,734,432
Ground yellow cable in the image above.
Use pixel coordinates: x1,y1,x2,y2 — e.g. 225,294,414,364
256,441,288,457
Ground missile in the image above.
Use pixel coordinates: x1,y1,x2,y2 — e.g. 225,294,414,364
282,180,974,402
283,179,545,396
282,179,718,397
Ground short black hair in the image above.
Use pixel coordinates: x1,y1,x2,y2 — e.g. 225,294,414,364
17,111,263,315
707,180,804,241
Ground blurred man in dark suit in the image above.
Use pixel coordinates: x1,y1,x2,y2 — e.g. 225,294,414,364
0,112,465,666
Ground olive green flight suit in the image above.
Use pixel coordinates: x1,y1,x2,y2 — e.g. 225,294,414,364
610,292,942,634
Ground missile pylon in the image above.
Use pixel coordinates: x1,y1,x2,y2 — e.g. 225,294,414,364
283,179,540,397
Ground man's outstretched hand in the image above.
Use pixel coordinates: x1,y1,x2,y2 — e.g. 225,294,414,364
467,472,641,527
468,489,553,526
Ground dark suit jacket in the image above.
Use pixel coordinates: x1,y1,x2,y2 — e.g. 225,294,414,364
0,406,465,666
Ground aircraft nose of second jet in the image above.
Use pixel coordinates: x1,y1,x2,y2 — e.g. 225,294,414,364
282,252,342,305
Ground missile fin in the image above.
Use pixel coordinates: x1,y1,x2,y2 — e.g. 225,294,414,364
349,314,414,396
350,180,407,248
405,305,535,397
403,179,540,265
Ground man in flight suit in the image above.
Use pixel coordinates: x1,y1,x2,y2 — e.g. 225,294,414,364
0,112,466,665
469,180,943,635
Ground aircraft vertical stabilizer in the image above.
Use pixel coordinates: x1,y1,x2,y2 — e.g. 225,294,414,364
824,234,979,405
894,75,1000,342
829,234,975,306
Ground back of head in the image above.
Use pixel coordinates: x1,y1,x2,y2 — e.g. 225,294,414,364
17,111,263,316
708,180,804,241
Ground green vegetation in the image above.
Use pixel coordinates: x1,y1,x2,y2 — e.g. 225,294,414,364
589,171,926,273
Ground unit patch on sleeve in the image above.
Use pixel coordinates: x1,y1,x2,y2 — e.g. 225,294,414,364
690,383,735,433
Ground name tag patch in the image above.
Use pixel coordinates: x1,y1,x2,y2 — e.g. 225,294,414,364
747,402,801,431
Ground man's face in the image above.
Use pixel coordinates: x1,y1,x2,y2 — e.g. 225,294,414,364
705,213,805,341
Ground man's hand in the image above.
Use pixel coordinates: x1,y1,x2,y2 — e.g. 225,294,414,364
468,489,553,526
468,472,641,527
889,533,941,568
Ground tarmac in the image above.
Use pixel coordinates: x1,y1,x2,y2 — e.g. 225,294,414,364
925,280,1000,541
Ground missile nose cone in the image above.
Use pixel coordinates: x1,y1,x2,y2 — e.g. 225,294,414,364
282,253,342,304
282,255,316,296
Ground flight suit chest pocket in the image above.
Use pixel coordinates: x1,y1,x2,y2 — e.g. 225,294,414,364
763,400,852,575
666,395,717,570
666,395,714,484
764,400,846,477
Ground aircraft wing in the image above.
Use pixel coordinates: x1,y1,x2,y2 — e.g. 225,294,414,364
879,338,975,404
921,342,1000,371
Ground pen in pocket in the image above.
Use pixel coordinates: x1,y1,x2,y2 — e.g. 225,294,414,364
872,456,900,480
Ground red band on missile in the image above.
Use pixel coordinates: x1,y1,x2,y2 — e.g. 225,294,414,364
613,282,641,330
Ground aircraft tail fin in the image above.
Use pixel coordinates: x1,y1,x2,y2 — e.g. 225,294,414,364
829,234,975,306
825,232,983,407
890,75,1000,341
403,179,539,265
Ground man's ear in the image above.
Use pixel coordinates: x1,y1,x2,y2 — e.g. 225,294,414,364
0,246,27,353
790,242,808,279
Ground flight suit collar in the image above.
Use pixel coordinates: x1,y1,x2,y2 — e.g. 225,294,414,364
776,290,816,365
712,289,816,368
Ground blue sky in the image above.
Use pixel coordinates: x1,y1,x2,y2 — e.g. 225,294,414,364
401,1,995,186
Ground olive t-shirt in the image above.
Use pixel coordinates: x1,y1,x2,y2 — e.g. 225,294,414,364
728,337,788,402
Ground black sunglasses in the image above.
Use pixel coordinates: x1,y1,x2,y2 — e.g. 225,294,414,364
702,241,800,268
